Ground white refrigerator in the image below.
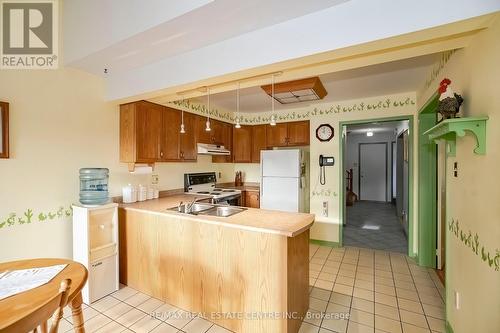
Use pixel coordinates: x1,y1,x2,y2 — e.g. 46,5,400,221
260,149,309,213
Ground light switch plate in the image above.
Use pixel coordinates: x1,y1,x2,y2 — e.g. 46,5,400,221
322,201,328,217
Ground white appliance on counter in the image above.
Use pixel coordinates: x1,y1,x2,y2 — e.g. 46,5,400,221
260,149,309,213
72,203,119,304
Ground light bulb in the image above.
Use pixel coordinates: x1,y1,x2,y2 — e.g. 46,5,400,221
270,115,276,126
205,119,211,131
366,131,373,137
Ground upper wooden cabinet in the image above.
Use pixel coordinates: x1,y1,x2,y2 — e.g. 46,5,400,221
266,121,310,147
120,101,163,163
266,123,288,147
287,121,310,146
251,125,267,163
195,116,228,146
161,107,181,161
179,112,197,161
161,107,197,161
120,101,308,167
120,101,197,166
212,121,233,163
233,125,252,163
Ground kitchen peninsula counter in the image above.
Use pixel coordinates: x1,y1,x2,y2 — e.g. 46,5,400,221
120,195,313,237
118,195,313,333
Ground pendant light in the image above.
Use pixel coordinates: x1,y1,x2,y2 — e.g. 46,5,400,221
235,82,241,128
205,87,211,132
180,99,186,134
270,74,276,126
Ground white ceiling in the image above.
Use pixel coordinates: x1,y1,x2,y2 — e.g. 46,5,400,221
190,53,440,113
65,0,348,76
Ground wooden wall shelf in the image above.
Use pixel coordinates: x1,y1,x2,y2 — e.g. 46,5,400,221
423,117,488,156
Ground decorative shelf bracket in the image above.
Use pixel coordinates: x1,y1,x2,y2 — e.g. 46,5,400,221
423,117,488,157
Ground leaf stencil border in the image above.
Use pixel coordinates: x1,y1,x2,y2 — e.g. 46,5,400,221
0,206,73,229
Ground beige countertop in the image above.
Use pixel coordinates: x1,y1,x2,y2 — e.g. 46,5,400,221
216,182,260,192
119,194,314,237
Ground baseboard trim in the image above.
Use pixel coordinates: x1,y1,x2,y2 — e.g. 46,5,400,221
445,321,454,333
309,239,341,248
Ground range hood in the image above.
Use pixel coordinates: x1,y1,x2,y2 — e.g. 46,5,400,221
197,143,231,156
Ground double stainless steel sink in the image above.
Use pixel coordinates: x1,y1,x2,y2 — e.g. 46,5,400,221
168,202,246,217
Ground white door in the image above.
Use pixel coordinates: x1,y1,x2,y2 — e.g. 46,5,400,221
261,150,300,177
261,177,299,212
359,143,387,201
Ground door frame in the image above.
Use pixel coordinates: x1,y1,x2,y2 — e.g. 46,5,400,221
339,115,415,258
358,142,388,201
391,141,396,203
417,94,439,268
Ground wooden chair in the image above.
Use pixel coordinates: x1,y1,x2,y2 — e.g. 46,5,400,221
1,279,72,333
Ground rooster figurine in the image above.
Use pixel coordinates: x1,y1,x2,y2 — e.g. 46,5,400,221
437,78,463,122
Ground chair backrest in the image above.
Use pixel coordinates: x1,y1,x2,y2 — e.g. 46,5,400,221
1,279,72,333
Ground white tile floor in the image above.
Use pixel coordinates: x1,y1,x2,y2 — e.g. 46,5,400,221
55,245,445,333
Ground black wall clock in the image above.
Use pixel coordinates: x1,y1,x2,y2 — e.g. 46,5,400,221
316,124,334,142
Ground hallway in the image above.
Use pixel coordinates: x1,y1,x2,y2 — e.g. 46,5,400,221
344,201,408,254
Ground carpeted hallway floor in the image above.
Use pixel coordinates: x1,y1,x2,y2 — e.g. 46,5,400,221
344,201,408,253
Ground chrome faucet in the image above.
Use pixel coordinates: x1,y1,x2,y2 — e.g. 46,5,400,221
185,197,202,213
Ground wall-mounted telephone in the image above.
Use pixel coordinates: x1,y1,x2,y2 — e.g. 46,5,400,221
319,155,334,185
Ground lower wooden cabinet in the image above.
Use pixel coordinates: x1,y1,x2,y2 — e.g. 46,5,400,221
244,190,260,208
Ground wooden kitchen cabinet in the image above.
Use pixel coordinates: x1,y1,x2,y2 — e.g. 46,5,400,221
120,100,163,164
287,120,310,146
161,107,181,160
244,190,260,208
179,112,197,161
266,121,310,147
195,115,212,144
121,101,197,166
251,125,267,163
233,125,252,163
213,121,233,163
266,123,288,147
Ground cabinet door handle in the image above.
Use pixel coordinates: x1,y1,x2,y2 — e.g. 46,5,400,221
160,151,164,158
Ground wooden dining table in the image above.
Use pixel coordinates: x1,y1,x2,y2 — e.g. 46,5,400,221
0,258,88,332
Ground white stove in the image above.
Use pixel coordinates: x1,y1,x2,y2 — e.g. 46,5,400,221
184,172,241,204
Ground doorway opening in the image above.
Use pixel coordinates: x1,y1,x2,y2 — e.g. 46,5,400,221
341,119,411,254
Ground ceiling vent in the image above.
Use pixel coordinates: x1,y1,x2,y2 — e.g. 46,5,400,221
261,76,327,104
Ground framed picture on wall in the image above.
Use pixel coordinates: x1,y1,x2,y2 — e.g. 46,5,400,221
0,102,9,159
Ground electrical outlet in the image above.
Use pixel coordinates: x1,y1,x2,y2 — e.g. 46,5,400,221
218,172,222,179
151,174,159,185
322,201,328,217
453,162,458,177
454,290,460,310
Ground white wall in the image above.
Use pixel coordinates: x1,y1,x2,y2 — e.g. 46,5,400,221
416,16,500,333
345,131,396,202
